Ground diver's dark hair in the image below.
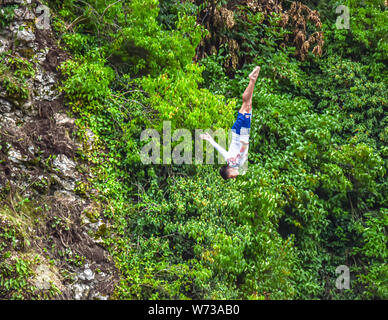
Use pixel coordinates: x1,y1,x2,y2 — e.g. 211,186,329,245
219,165,230,180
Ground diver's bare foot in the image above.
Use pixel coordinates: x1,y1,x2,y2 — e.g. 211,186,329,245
249,66,261,82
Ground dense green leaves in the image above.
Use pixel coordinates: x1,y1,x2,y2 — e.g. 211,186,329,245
53,0,387,300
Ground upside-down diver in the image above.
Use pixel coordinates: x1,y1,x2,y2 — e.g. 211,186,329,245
200,66,261,180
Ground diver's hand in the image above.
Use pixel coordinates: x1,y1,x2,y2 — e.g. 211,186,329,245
199,133,213,142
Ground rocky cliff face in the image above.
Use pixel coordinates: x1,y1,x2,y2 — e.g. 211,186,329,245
0,0,117,299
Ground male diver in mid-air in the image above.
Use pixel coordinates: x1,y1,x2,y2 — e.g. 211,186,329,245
200,66,261,180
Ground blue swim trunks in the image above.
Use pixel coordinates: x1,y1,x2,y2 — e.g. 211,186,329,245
231,112,251,136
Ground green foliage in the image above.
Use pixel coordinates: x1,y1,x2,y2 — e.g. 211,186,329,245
0,4,17,29
137,63,236,131
0,53,35,100
352,208,388,298
0,198,59,299
323,0,388,82
51,0,387,300
158,0,198,29
60,49,114,106
0,254,35,299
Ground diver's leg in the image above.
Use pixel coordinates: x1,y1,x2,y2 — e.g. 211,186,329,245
239,66,260,114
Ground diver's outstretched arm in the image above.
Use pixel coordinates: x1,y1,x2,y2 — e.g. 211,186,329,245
199,133,229,161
